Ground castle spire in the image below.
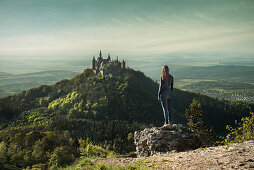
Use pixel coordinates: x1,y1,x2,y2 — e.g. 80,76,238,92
92,56,96,70
99,50,102,58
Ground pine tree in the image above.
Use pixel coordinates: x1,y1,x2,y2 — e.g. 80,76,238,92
185,98,215,146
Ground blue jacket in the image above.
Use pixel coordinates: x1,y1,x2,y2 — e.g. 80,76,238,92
158,75,174,99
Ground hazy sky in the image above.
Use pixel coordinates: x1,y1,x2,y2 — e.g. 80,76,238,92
0,0,254,58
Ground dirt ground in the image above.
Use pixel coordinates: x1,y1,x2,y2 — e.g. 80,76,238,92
97,140,254,169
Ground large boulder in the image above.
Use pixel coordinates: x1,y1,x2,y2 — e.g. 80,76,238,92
134,124,201,157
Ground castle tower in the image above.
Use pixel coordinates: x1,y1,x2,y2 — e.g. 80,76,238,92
99,50,102,59
107,53,111,61
121,60,125,68
92,56,96,70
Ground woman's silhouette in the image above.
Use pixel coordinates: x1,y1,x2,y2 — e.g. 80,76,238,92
158,65,174,125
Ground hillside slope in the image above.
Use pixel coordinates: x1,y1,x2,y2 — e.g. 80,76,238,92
0,68,253,152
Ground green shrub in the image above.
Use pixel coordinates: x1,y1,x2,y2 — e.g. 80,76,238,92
49,146,74,168
225,112,254,144
0,141,8,162
75,158,95,169
80,140,115,158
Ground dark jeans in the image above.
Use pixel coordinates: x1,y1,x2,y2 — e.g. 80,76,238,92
161,97,172,123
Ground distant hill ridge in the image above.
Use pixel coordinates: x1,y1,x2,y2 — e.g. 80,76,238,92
0,64,253,134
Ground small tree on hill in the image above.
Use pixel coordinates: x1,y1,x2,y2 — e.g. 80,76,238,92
185,98,215,146
225,112,254,144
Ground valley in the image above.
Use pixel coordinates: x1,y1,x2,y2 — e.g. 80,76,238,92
1,61,253,103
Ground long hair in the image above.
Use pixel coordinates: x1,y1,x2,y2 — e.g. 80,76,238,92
161,65,170,80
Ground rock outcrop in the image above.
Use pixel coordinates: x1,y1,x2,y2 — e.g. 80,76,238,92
134,124,201,157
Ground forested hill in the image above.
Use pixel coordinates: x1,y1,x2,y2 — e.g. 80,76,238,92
0,68,253,152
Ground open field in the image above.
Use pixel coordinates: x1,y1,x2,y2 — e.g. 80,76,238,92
177,79,254,103
0,70,78,98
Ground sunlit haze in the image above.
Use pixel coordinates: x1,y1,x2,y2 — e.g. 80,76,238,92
0,0,254,59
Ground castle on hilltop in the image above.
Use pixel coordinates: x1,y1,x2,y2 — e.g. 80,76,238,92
92,50,126,76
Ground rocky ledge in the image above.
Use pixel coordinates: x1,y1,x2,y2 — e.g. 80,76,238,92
97,140,254,169
134,124,201,157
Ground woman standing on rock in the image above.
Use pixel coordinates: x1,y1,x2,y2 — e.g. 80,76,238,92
158,65,174,125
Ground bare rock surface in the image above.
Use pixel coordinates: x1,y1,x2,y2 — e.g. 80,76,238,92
97,140,254,170
134,124,201,157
